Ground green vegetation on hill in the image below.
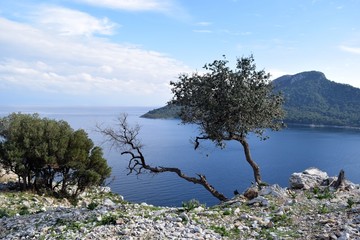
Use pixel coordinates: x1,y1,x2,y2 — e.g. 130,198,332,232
141,104,181,119
273,71,360,127
142,71,360,127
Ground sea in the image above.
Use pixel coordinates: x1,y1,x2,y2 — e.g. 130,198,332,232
0,106,359,207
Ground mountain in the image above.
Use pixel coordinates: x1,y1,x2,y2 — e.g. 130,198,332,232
142,71,360,127
273,71,360,127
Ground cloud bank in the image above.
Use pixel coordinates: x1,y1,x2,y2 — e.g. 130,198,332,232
0,5,190,106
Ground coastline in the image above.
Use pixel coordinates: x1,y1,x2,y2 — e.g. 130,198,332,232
1,168,359,239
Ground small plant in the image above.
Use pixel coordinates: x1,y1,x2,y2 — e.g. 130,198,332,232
19,206,30,215
318,204,330,214
223,209,232,216
287,190,297,199
347,198,355,209
316,187,333,200
182,199,203,211
66,221,82,231
87,202,98,210
210,225,230,237
271,214,290,226
99,214,117,225
55,218,67,225
0,208,9,218
312,186,320,195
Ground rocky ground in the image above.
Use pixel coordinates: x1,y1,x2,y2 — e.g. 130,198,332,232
0,168,359,239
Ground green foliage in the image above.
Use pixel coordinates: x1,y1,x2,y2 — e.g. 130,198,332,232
318,204,330,214
347,198,355,209
271,214,290,225
19,206,30,215
170,55,285,146
274,71,360,127
223,209,232,215
170,55,284,184
315,187,333,200
210,225,230,237
181,199,203,211
99,214,117,225
0,113,111,197
309,187,333,200
0,208,9,218
141,105,181,119
87,202,98,210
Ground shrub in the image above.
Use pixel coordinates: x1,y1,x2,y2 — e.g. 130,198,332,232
182,199,203,211
0,113,111,197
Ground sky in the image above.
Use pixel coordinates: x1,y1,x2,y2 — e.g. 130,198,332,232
0,0,359,107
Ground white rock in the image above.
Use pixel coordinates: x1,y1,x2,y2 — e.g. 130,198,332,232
103,198,115,207
193,206,204,213
289,167,329,189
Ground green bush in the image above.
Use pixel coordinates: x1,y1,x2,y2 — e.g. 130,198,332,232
182,199,203,211
87,202,98,210
99,215,117,225
0,208,9,218
0,113,111,198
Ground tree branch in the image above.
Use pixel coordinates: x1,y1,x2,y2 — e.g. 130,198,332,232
97,114,228,202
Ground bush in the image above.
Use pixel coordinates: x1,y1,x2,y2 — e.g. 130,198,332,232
0,113,111,197
182,199,203,211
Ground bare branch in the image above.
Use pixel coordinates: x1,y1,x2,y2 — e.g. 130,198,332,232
97,114,228,202
193,136,210,150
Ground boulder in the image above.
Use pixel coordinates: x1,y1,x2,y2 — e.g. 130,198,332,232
289,167,329,189
243,187,258,200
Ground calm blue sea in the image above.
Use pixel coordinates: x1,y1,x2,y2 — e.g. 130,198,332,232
1,106,359,207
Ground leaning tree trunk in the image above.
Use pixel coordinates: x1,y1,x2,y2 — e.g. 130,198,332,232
238,137,262,185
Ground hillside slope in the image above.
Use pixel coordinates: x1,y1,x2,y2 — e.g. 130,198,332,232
273,71,360,127
142,71,360,127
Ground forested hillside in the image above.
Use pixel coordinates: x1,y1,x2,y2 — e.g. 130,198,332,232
273,71,360,127
142,71,360,127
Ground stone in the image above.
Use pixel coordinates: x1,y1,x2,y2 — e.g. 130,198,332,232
179,212,189,222
289,167,329,189
259,184,287,198
244,187,258,200
247,196,269,207
103,198,115,207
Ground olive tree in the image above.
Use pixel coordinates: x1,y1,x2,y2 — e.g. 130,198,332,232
170,55,285,185
0,113,111,196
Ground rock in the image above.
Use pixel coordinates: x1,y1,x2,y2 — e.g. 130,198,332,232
244,187,258,200
247,196,269,207
0,170,359,240
103,198,115,207
193,206,204,213
289,167,329,189
259,184,287,198
179,212,189,222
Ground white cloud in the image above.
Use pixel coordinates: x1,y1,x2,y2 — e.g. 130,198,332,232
339,45,360,54
77,0,175,12
0,6,191,105
196,21,212,26
193,29,212,33
32,6,117,36
75,0,190,21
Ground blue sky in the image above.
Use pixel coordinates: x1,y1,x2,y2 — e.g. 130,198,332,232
0,0,359,106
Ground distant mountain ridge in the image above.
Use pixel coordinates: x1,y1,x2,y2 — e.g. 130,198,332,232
142,71,360,127
273,71,360,127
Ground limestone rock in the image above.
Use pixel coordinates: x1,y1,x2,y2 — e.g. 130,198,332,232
289,167,329,189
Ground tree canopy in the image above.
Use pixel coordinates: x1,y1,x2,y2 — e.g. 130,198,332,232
170,55,285,184
0,113,111,197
